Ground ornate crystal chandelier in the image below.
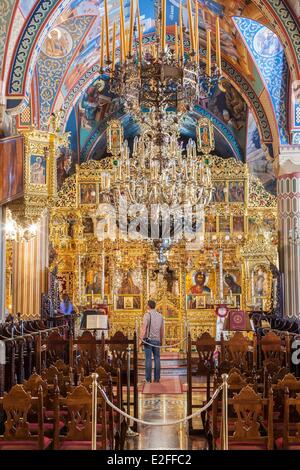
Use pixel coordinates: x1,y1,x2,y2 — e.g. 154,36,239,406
100,0,218,217
107,116,214,209
100,0,222,115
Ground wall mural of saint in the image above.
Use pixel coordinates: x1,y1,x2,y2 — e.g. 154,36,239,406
30,155,46,185
116,270,142,310
186,270,212,310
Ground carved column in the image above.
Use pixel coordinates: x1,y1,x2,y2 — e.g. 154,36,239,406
277,146,300,318
12,213,49,318
0,207,6,323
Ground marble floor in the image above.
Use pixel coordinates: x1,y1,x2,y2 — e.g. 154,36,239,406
126,391,208,450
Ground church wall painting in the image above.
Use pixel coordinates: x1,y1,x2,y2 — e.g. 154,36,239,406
223,270,242,309
186,270,214,310
114,269,142,312
42,26,73,58
80,183,97,205
246,111,276,195
30,155,47,185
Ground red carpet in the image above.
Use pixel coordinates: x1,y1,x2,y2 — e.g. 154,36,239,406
142,376,183,394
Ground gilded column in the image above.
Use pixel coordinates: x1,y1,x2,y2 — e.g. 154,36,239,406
0,207,6,323
277,146,300,318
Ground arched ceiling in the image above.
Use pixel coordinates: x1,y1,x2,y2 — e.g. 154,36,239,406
1,0,300,190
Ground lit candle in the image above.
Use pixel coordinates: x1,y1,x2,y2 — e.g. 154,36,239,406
125,28,129,57
251,270,255,304
112,22,116,72
137,4,143,65
187,0,195,53
219,249,224,302
102,243,105,301
104,0,110,63
100,16,105,70
206,29,211,77
128,0,135,57
120,0,126,63
92,290,94,306
161,0,166,53
195,1,199,63
216,16,222,74
179,2,184,61
175,23,179,60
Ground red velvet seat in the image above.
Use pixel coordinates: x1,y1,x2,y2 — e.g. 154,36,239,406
58,440,105,450
29,421,65,435
275,437,300,450
0,437,52,451
215,437,268,450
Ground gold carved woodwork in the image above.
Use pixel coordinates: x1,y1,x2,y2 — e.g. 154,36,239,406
49,155,278,340
8,128,70,227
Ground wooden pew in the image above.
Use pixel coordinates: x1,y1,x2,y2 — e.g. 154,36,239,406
187,332,218,434
0,384,51,450
105,331,139,432
69,331,106,374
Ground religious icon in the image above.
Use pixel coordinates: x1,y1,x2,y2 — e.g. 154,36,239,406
197,117,215,155
188,271,211,295
83,217,94,234
212,182,226,203
117,271,141,295
228,181,245,203
86,272,102,295
205,215,217,233
219,216,230,233
43,27,72,58
254,267,268,297
30,155,46,185
248,216,257,234
115,270,141,310
186,295,207,310
224,272,242,308
124,297,134,309
224,272,242,294
233,216,244,233
107,119,124,156
196,296,206,309
80,184,97,205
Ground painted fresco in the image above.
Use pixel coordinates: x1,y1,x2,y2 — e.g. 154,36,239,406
234,17,289,144
246,111,276,195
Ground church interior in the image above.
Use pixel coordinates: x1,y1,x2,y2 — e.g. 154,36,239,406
0,0,300,453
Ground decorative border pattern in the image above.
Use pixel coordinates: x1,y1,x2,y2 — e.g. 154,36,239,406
267,0,300,71
61,64,100,124
0,0,15,75
234,17,289,144
37,15,93,130
221,60,272,143
8,0,72,96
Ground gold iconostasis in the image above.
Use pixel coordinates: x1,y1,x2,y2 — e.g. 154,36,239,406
41,155,278,342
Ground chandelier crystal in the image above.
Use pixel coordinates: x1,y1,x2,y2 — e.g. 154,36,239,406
100,0,222,115
109,115,213,209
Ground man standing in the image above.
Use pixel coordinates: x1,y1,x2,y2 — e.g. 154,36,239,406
141,300,164,383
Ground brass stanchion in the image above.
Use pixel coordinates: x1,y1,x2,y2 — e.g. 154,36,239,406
221,373,229,450
91,373,99,450
126,345,139,437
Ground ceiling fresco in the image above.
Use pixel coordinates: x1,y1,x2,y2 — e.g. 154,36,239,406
1,0,298,196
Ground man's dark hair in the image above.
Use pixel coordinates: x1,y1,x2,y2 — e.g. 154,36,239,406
148,300,156,309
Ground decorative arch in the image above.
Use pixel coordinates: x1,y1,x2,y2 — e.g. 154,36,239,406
59,52,276,159
6,0,72,111
5,0,300,116
250,0,300,81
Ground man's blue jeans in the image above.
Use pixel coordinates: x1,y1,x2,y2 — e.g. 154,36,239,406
144,339,161,382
